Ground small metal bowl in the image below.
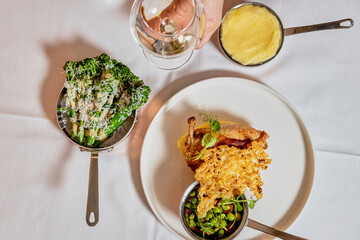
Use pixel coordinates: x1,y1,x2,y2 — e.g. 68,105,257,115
56,86,137,226
179,181,249,240
218,2,354,67
218,2,284,67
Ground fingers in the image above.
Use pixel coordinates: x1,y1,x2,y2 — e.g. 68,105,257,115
196,0,224,49
196,31,213,49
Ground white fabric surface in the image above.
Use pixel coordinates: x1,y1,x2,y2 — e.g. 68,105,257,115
0,0,359,239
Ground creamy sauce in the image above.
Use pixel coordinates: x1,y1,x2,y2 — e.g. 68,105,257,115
220,4,282,65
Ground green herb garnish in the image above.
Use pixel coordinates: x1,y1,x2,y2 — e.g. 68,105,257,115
184,187,258,239
191,117,221,161
219,195,259,209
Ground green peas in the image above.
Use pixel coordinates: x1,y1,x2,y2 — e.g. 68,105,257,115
236,212,242,221
205,212,213,221
210,218,217,225
227,213,235,221
218,229,225,238
189,219,196,227
222,204,230,211
213,207,221,213
184,194,248,238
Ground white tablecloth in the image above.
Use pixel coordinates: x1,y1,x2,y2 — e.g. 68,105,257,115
0,0,359,239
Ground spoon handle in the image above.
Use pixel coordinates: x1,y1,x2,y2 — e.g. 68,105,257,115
86,152,99,226
284,18,354,36
247,218,308,240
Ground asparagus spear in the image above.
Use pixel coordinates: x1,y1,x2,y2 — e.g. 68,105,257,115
64,78,79,139
105,82,150,137
76,80,87,145
63,53,150,147
64,58,98,141
86,71,122,146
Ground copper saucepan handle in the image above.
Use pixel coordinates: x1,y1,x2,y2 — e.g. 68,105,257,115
247,218,308,240
285,18,354,36
86,152,99,226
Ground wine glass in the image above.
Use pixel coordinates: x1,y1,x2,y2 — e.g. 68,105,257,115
129,0,205,70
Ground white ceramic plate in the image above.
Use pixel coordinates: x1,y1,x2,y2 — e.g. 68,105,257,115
140,77,314,239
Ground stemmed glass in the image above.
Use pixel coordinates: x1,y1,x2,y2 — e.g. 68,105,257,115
129,0,205,70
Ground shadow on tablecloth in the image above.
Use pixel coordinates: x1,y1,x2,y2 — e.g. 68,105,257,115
41,37,104,127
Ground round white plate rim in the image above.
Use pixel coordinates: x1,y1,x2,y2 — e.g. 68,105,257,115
140,77,314,239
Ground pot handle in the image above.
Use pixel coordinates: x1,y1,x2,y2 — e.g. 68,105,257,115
284,18,354,36
86,151,99,226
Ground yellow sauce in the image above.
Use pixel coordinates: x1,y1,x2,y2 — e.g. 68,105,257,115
220,4,282,65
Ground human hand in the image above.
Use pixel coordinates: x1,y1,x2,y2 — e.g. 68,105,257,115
142,0,224,49
144,0,194,35
196,0,224,49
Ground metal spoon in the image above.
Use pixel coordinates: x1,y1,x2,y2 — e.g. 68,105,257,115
218,2,354,66
56,87,137,226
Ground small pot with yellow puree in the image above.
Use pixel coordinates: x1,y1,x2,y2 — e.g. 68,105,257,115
219,2,354,66
219,2,284,66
